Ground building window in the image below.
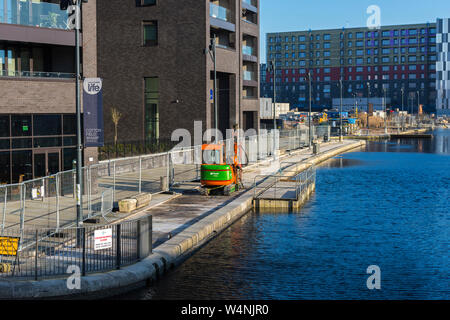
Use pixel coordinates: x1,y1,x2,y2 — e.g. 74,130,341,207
144,77,160,141
143,21,158,46
141,0,156,5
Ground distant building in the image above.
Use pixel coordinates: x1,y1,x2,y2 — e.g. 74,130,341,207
436,18,450,116
263,21,446,113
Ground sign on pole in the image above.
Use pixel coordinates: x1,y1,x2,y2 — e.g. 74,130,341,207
94,228,112,251
83,78,104,147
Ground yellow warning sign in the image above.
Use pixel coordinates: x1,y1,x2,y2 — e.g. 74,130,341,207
0,237,19,256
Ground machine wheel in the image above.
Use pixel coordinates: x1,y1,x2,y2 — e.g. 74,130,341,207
199,187,209,196
224,184,235,196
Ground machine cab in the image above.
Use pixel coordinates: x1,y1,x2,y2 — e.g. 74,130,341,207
202,143,224,165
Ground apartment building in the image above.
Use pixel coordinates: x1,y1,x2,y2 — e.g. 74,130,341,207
97,0,260,144
436,18,450,116
0,0,98,184
262,21,443,114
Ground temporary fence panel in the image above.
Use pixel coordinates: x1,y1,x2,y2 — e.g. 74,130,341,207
0,216,151,280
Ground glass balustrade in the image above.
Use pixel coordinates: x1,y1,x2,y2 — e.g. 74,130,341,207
243,45,254,56
0,0,69,30
0,70,75,78
209,3,232,23
243,70,255,81
242,0,257,7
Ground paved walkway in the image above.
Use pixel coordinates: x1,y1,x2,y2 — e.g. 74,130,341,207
115,140,364,248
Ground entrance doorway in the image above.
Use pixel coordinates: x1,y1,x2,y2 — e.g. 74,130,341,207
33,149,61,178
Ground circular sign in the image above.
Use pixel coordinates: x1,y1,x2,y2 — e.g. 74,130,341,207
83,78,102,95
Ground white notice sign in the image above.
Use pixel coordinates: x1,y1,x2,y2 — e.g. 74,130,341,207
94,228,112,251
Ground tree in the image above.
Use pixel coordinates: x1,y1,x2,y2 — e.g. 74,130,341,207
111,107,122,146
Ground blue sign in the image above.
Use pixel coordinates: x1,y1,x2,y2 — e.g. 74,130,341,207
210,89,214,101
83,78,104,147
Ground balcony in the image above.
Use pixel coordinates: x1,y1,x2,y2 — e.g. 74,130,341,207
242,45,253,56
0,0,69,30
242,32,257,61
242,0,257,13
210,2,235,32
243,70,255,81
0,70,75,79
210,3,232,22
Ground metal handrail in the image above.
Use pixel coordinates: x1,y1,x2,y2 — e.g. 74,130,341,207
253,167,316,201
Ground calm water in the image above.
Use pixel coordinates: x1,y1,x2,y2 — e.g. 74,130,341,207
123,129,450,300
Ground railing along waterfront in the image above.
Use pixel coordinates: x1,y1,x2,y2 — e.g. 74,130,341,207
0,126,329,237
252,167,316,201
0,216,152,280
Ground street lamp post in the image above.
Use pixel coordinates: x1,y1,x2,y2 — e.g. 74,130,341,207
409,95,412,127
61,0,83,243
401,87,405,131
267,60,277,156
308,70,312,147
206,35,218,140
417,90,420,127
213,35,218,139
339,78,343,142
75,0,82,233
367,82,371,130
383,87,388,134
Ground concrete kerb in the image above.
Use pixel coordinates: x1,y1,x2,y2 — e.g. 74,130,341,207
0,140,365,300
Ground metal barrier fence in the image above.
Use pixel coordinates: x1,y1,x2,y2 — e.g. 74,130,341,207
0,126,328,235
253,167,316,201
0,216,152,280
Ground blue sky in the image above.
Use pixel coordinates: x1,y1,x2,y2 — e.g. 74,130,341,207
260,0,450,63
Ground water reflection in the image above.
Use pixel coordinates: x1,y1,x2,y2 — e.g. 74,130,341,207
368,129,450,155
321,157,365,169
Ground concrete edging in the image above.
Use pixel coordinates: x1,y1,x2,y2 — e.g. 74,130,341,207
0,140,365,299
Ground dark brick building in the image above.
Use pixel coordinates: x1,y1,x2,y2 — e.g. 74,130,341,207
0,0,98,184
97,0,260,144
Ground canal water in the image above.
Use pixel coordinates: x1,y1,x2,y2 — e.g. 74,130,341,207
122,129,449,300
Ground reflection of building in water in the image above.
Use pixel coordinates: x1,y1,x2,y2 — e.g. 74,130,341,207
417,139,423,153
434,130,450,154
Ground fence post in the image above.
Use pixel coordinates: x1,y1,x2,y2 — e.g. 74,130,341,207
1,187,7,235
139,156,142,194
116,224,121,270
56,173,60,231
113,161,116,204
87,167,92,219
35,229,38,281
19,184,25,246
137,219,141,261
149,215,153,254
82,227,86,276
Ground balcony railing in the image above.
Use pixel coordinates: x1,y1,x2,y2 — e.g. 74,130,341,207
243,70,256,81
0,70,76,79
210,3,232,23
243,0,257,7
0,1,69,30
242,45,254,56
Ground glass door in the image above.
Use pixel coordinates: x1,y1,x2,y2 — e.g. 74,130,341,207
34,152,46,178
33,149,61,178
47,152,60,175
